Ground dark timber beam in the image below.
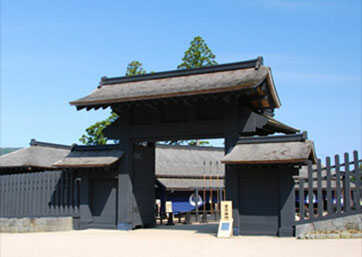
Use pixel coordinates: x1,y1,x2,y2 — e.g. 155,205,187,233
104,109,270,142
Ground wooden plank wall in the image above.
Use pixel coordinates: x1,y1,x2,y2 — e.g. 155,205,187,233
0,170,79,218
296,151,361,224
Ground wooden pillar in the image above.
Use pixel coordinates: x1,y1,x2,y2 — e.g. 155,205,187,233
132,142,156,228
195,188,199,222
117,137,134,230
224,103,241,235
160,187,166,219
106,111,157,230
278,167,296,237
79,173,92,228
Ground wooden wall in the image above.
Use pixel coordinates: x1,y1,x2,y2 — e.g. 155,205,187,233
0,170,78,218
225,166,297,236
132,143,156,227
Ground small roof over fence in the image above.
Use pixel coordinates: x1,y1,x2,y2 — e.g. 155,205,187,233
70,57,281,111
0,140,71,171
53,144,124,168
222,133,317,165
156,144,224,177
156,144,225,191
157,178,224,191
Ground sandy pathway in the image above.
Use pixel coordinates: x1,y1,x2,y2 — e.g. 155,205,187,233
1,224,361,257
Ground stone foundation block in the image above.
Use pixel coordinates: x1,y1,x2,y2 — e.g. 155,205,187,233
0,217,73,233
296,214,362,239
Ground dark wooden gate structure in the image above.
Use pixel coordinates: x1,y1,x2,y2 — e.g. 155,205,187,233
69,57,300,235
221,133,316,236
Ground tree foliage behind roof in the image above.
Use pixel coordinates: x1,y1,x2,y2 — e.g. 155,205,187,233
79,112,118,145
0,148,20,156
79,61,146,145
177,36,217,69
125,61,146,76
79,36,217,145
173,36,217,146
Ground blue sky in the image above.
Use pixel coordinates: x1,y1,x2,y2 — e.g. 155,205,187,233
1,0,361,160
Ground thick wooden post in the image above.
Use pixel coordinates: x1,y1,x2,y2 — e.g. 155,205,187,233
0,176,3,217
335,155,342,214
79,174,92,228
352,151,361,210
298,179,305,221
316,159,324,217
307,161,314,219
14,174,19,217
224,103,241,235
132,142,156,228
343,153,351,212
326,157,333,214
117,138,134,230
278,168,296,237
195,188,199,222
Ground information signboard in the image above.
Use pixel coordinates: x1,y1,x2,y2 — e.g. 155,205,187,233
217,201,233,238
165,201,173,213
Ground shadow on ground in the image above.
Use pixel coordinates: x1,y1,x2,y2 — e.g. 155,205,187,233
152,223,218,235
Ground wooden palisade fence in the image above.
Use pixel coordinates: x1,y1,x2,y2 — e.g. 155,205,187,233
295,151,361,224
0,170,79,218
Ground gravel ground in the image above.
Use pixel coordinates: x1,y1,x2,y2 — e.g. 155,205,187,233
1,224,361,257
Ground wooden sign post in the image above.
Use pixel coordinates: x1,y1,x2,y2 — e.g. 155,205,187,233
165,201,174,225
217,201,233,238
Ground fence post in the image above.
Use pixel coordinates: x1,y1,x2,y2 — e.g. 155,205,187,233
75,177,79,215
353,151,361,210
32,173,36,217
24,174,29,217
335,155,342,214
201,188,207,223
6,175,10,217
325,157,333,214
37,172,41,217
46,171,52,215
14,174,19,218
0,176,3,217
60,171,65,215
344,153,351,212
307,161,314,219
298,178,305,221
195,188,199,223
3,176,7,217
33,173,37,217
316,159,324,217
70,171,74,213
219,188,223,219
65,171,70,215
52,172,57,216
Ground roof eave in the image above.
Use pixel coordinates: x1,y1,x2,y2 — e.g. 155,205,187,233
69,78,267,108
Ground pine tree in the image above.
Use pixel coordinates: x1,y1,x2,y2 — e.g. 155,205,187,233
178,36,217,69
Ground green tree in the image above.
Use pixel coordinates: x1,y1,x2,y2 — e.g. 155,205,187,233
79,36,217,146
177,36,217,69
79,61,146,145
177,36,217,146
126,61,146,76
79,112,118,145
